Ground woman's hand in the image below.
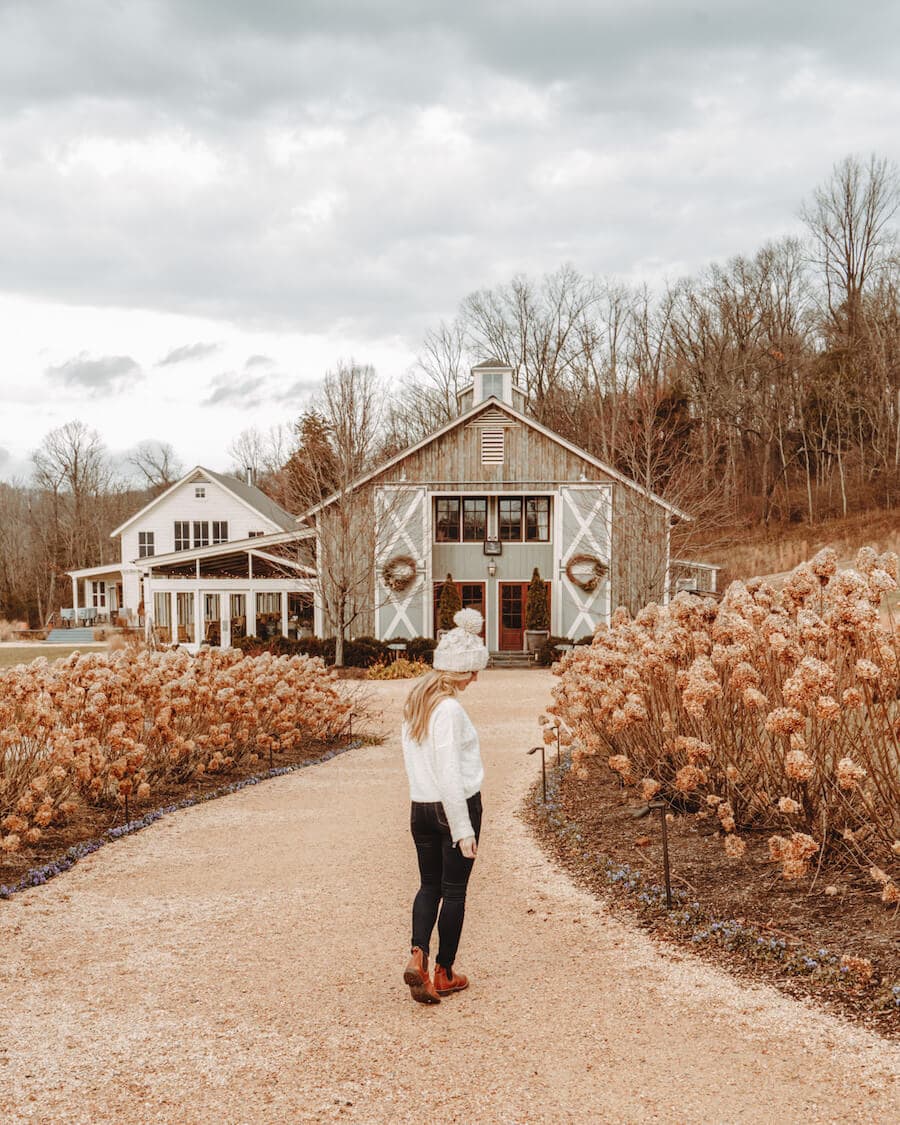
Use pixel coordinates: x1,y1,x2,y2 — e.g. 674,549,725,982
458,836,477,859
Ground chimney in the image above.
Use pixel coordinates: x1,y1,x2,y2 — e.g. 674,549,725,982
245,465,254,487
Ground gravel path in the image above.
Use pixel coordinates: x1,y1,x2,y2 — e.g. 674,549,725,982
1,671,898,1124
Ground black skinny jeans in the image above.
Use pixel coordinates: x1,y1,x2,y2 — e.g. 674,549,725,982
410,793,482,969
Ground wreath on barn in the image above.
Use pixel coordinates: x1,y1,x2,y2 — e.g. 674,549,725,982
565,553,608,592
381,554,418,594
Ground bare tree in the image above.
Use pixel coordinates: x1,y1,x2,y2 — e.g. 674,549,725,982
802,154,900,341
292,361,392,666
127,440,184,491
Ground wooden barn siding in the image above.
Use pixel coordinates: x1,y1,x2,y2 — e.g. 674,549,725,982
374,422,619,491
610,488,668,614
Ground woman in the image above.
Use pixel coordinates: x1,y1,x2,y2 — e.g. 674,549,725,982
401,607,488,1005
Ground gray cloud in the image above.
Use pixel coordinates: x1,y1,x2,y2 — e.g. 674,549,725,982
271,377,324,403
0,1,898,346
0,446,9,465
202,372,267,407
45,352,142,394
245,354,275,369
157,341,221,366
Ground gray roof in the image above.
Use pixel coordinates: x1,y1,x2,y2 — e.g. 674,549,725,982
471,357,511,370
205,469,296,531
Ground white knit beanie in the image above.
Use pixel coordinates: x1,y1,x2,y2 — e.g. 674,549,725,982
433,608,489,672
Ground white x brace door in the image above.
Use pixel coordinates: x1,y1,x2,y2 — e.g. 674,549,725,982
558,484,612,639
375,486,428,639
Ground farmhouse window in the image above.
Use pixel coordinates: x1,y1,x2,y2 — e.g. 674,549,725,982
499,496,551,542
525,497,550,541
499,498,522,540
138,531,155,558
174,521,190,551
248,530,265,538
435,497,487,542
435,498,461,542
481,429,504,464
194,486,206,499
91,581,106,608
212,521,229,544
462,497,487,541
192,521,210,548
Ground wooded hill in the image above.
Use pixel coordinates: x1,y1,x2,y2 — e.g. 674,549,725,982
3,154,899,625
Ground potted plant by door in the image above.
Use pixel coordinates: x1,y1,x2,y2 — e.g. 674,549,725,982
524,567,550,654
437,573,462,637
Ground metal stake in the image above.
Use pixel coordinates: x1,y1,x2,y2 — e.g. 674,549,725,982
650,799,673,909
527,745,547,802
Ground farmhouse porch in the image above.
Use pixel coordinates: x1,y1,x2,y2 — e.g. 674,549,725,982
141,530,315,650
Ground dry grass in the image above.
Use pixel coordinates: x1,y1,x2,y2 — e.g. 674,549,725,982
0,645,104,668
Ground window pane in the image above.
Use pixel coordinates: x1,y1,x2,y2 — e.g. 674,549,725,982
482,372,504,398
193,521,209,548
435,498,460,542
174,521,190,550
212,521,228,544
525,497,550,541
462,497,487,541
499,497,522,540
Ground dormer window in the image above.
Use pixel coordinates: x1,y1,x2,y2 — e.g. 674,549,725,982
473,365,512,405
194,486,206,499
482,371,505,399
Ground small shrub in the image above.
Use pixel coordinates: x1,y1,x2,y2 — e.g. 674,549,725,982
367,658,429,680
536,636,575,666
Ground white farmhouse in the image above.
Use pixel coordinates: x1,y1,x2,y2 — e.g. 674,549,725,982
68,467,315,645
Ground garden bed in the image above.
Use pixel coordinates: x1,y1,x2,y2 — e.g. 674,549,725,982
525,756,900,1037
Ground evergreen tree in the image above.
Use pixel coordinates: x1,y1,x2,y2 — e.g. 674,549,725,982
438,574,462,631
525,567,549,631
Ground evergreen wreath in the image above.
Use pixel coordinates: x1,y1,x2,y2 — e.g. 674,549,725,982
565,553,608,592
381,554,418,593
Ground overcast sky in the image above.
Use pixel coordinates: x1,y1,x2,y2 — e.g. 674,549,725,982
2,0,899,483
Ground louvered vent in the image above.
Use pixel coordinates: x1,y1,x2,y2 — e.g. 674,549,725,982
481,428,504,464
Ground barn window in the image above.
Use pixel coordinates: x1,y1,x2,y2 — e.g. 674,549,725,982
481,429,504,464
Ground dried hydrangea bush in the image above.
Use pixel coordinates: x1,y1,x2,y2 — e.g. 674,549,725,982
548,546,900,902
0,648,352,854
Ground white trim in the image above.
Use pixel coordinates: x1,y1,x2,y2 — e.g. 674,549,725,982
66,563,128,579
132,528,313,567
299,398,690,522
110,465,287,539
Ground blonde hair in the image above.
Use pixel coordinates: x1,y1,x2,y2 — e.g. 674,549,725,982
403,669,473,743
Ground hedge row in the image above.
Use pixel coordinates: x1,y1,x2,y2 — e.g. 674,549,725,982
234,634,437,667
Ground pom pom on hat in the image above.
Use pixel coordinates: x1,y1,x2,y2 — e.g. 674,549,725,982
433,608,489,672
454,607,484,635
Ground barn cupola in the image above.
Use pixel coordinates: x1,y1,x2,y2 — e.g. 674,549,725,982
456,359,528,415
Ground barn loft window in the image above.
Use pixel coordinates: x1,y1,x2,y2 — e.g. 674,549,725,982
481,429,504,464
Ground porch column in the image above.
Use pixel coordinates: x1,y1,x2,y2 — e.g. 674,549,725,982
280,589,289,638
144,572,152,642
71,575,79,615
193,587,202,647
248,551,257,638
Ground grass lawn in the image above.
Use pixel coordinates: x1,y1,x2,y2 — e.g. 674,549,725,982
0,645,106,668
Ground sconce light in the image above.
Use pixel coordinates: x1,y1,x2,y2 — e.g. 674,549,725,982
487,560,497,578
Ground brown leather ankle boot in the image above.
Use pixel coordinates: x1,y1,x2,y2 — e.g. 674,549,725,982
433,963,469,996
403,947,441,1004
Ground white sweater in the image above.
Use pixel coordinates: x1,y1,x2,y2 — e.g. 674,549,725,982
402,696,484,843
